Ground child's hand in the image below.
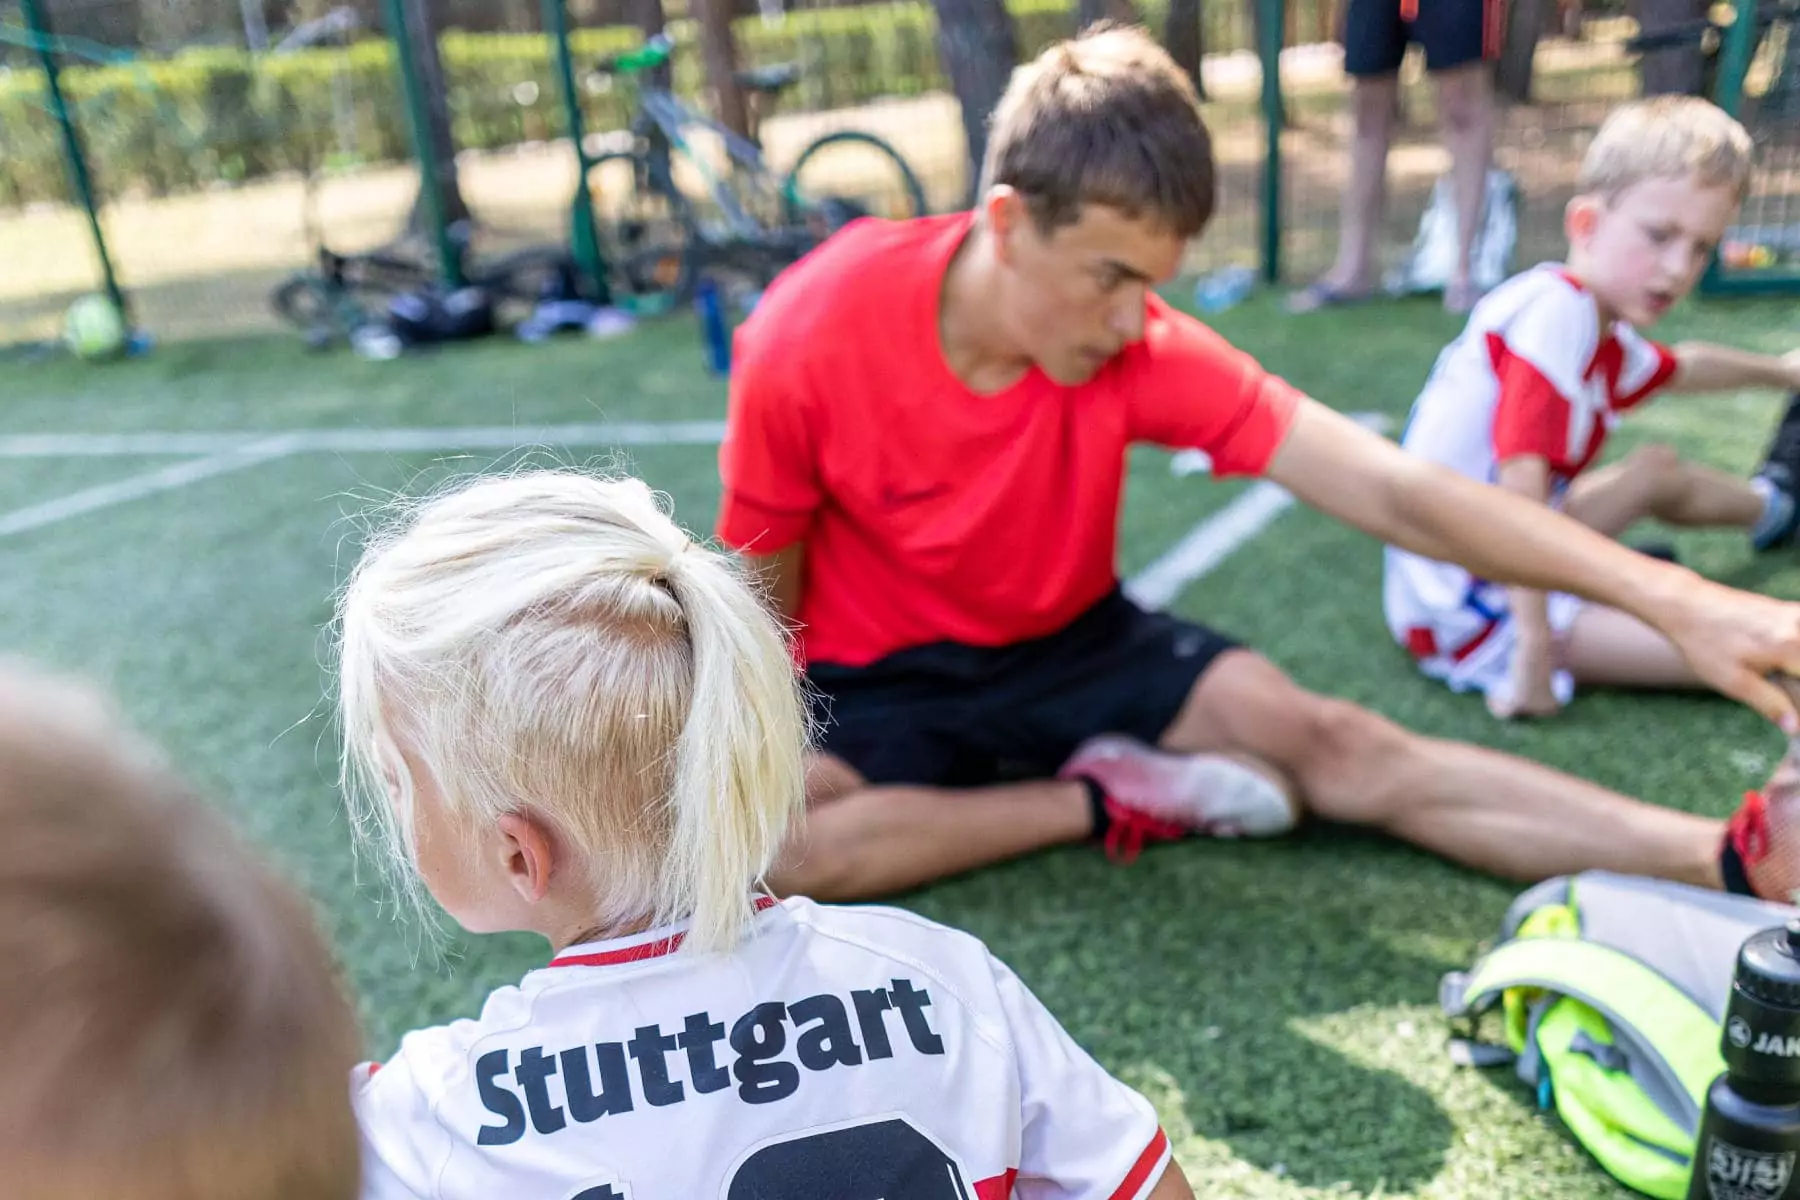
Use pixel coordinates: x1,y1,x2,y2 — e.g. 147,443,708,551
1783,349,1800,391
1488,643,1563,720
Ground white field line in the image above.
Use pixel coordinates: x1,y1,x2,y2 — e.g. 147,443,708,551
0,436,302,540
0,420,730,458
1124,411,1392,609
0,412,1395,567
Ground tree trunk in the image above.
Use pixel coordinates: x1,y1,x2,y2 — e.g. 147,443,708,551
397,0,472,239
695,0,751,140
928,0,1020,206
1165,0,1206,100
1635,0,1710,95
1495,0,1550,103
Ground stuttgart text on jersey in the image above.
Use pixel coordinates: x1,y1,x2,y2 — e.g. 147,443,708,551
475,978,946,1146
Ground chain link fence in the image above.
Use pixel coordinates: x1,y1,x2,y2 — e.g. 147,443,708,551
1,0,1793,352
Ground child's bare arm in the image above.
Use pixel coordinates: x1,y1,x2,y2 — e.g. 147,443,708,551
1148,1162,1198,1199
1490,455,1562,718
1667,343,1800,394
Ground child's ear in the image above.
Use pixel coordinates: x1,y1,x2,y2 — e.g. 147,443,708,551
1566,194,1602,244
495,812,557,905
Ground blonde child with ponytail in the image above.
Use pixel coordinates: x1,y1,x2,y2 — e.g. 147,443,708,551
339,470,1195,1200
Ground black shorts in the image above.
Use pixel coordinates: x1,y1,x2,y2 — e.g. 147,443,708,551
805,589,1239,788
1341,0,1501,76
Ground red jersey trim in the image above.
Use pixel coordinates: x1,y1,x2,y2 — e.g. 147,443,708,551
547,897,780,969
1108,1128,1172,1200
1483,0,1504,59
973,1168,1019,1199
968,1129,1167,1200
1615,342,1680,410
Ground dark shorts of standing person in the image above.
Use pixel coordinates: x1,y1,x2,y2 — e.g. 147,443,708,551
804,588,1241,788
1341,0,1504,77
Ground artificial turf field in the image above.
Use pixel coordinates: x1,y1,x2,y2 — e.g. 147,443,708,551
5,288,1800,1198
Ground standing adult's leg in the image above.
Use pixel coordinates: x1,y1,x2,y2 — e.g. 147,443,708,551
1289,0,1405,311
1432,61,1497,312
1290,73,1400,309
1156,648,1725,886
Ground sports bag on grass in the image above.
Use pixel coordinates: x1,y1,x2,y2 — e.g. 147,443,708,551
1385,167,1519,298
1440,872,1797,1198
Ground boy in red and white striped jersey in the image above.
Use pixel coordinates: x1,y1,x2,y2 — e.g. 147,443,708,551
1386,96,1800,720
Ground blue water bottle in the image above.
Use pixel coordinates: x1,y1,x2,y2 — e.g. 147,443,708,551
696,276,731,376
1194,265,1257,314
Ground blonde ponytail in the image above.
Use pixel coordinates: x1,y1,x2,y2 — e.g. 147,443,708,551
657,550,808,951
334,471,808,952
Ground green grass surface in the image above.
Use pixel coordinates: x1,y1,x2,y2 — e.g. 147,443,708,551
5,287,1800,1197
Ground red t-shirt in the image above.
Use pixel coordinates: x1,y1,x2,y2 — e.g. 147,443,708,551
716,213,1302,668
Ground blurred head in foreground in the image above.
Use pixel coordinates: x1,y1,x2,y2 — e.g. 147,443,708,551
0,663,362,1200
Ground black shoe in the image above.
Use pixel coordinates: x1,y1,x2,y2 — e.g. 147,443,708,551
1756,392,1800,489
1753,393,1800,551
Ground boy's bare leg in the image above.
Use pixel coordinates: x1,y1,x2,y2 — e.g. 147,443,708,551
1161,651,1722,888
1550,444,1767,688
1561,607,1704,687
772,648,1727,902
769,754,1096,900
1565,443,1764,537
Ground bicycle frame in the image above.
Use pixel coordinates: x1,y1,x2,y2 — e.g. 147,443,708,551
632,87,788,241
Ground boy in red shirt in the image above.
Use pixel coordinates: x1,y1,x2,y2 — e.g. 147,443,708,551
720,26,1800,905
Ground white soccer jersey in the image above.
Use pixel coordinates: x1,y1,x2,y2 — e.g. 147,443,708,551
354,896,1171,1200
1384,264,1678,677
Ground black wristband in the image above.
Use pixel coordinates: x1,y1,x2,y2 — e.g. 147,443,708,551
1077,775,1110,841
1720,835,1755,897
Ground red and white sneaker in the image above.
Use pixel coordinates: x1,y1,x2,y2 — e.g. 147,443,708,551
1059,734,1298,864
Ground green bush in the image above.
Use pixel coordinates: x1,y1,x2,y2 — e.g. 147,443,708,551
0,0,1292,209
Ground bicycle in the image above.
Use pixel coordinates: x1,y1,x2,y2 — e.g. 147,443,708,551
270,208,582,352
584,34,930,315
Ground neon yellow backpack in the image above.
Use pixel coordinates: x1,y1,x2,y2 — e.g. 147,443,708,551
1440,872,1797,1198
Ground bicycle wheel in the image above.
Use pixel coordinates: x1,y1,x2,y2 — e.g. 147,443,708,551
269,273,341,350
475,246,575,300
782,131,930,236
587,150,700,317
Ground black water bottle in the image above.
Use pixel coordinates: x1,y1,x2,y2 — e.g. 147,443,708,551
1689,920,1800,1200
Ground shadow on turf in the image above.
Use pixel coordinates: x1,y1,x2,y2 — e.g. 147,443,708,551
904,823,1531,1193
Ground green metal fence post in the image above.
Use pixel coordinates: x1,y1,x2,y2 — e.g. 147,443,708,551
1697,0,1800,296
381,0,463,287
21,0,129,326
1711,0,1760,117
543,0,611,302
1258,0,1284,285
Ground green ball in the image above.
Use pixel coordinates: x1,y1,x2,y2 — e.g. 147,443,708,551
63,293,128,361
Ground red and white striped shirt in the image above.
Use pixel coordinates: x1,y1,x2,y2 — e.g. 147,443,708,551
1385,264,1678,646
355,896,1171,1200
